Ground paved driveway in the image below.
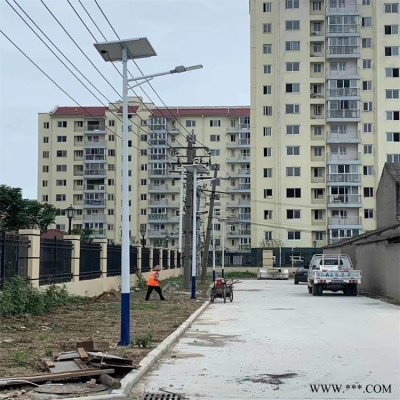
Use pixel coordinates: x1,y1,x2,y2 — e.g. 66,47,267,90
131,280,400,399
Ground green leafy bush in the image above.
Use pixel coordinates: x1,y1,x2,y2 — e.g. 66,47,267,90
132,333,153,348
0,277,85,317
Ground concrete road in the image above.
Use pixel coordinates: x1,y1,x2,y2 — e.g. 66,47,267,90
131,280,400,399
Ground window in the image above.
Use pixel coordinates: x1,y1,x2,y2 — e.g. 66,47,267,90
387,132,400,142
364,209,374,219
387,154,400,163
43,122,49,129
43,136,49,143
362,0,371,4
313,126,323,136
57,121,67,128
42,195,48,202
185,120,196,127
286,83,300,93
385,3,399,13
385,46,400,56
57,136,67,142
312,1,322,10
287,209,301,219
363,123,373,133
363,187,374,197
288,231,301,240
362,17,372,27
210,120,221,127
263,64,272,74
364,145,373,154
263,106,272,116
264,210,273,219
263,168,272,177
264,189,272,198
385,25,399,34
286,188,301,198
386,89,400,99
263,127,272,136
287,146,300,156
263,85,272,94
313,63,322,73
312,42,322,53
265,231,273,240
209,149,220,156
386,68,400,77
362,81,372,90
286,167,301,176
108,194,114,201
108,120,115,127
264,147,272,157
313,147,323,157
362,38,372,48
387,111,400,120
314,210,324,220
263,2,272,12
56,150,67,157
210,134,220,142
363,166,374,175
56,179,67,186
263,44,272,54
362,59,372,69
286,20,300,30
286,62,300,71
315,231,324,240
263,23,272,33
56,165,67,172
56,194,66,201
285,0,299,8
286,104,300,114
287,125,300,135
42,180,48,187
363,102,373,112
285,41,300,51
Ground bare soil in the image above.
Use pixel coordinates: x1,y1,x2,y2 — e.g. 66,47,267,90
0,283,209,379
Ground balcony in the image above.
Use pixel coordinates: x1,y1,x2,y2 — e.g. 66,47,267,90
231,183,251,192
327,173,361,183
239,213,251,221
326,110,360,121
84,214,106,222
148,139,168,146
328,216,362,226
326,2,357,14
327,46,360,58
84,138,106,147
240,229,251,235
148,170,168,177
84,154,106,162
226,138,250,149
311,196,325,205
327,152,361,162
148,154,167,161
327,131,360,143
226,155,250,163
84,184,106,191
90,229,106,239
310,30,324,37
85,123,106,133
311,176,325,183
310,92,324,100
148,213,168,221
226,124,250,133
326,67,359,78
83,199,105,208
239,244,251,251
310,50,324,58
83,169,106,177
327,194,362,207
327,88,360,98
148,230,169,238
149,199,179,208
148,184,180,193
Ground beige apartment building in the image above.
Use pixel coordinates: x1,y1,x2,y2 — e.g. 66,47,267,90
250,0,400,247
38,99,251,252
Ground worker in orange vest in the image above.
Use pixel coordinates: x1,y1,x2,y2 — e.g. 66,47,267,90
145,265,166,301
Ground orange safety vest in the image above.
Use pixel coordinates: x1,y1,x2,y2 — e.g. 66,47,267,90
147,271,160,287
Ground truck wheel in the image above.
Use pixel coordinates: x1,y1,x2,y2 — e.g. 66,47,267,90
312,284,318,296
351,284,358,296
308,286,312,294
317,285,323,296
294,279,299,285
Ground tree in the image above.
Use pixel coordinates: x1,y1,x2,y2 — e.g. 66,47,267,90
0,185,57,232
72,228,94,243
259,239,284,248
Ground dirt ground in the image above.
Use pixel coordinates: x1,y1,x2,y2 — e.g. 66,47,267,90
0,280,209,379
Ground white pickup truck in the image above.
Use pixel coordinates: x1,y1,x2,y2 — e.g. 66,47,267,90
307,254,362,296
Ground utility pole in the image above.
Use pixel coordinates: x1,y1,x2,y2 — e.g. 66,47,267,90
182,134,195,290
200,166,218,283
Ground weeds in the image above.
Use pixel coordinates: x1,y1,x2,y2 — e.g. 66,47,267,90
13,351,29,367
0,277,86,317
224,271,257,279
132,333,153,348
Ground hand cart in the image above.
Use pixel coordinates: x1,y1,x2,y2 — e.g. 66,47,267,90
210,278,237,303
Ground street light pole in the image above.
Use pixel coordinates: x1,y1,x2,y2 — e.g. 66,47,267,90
65,205,77,235
221,219,225,279
212,215,216,282
191,168,197,299
178,168,184,256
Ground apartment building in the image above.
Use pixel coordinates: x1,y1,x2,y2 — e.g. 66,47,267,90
38,99,251,252
250,0,400,247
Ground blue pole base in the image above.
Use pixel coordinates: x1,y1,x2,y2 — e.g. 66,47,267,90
222,268,224,279
212,270,216,282
119,292,131,346
190,276,196,299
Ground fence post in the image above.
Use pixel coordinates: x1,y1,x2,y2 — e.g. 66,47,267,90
19,229,41,288
138,247,142,273
149,247,154,268
93,238,108,278
159,247,164,269
64,234,81,282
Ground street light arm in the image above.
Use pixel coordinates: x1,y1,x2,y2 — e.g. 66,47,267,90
127,64,203,83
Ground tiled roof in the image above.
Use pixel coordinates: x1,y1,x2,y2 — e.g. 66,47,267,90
152,107,250,118
116,106,139,114
386,163,400,183
51,106,107,117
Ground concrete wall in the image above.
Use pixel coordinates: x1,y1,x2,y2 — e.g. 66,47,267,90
357,241,400,299
376,168,397,228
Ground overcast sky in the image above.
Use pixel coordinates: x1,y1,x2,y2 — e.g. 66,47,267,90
0,0,250,199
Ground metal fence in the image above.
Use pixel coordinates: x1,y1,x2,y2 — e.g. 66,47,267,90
170,250,175,269
130,246,138,274
39,238,73,285
153,248,160,267
162,249,169,269
107,244,121,277
0,232,29,286
80,242,101,280
141,247,150,272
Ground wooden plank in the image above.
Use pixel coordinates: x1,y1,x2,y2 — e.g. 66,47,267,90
50,360,82,374
57,351,80,361
77,347,89,360
0,369,115,386
75,340,110,352
86,352,133,365
73,358,90,370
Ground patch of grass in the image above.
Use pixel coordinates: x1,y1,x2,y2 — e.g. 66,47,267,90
13,351,29,367
131,333,153,348
224,271,257,279
0,277,87,317
38,333,49,341
45,349,53,357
